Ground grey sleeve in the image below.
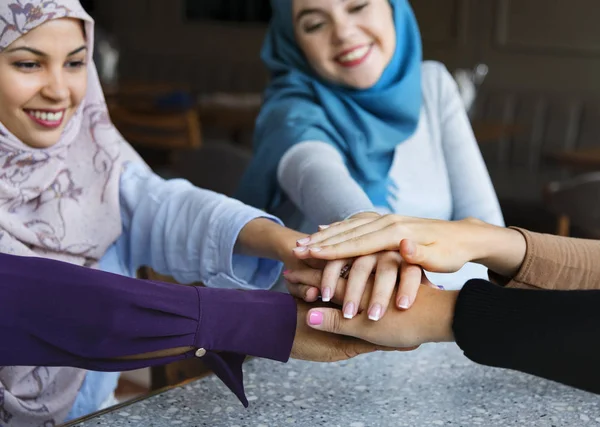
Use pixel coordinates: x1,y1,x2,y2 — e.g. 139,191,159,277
435,65,505,226
277,141,375,225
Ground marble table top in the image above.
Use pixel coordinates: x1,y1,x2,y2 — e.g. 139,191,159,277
71,343,600,427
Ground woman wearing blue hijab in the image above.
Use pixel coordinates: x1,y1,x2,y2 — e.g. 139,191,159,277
236,0,504,321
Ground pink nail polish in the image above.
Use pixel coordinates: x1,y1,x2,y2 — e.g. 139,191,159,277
297,237,311,246
309,311,324,326
322,287,332,302
293,246,308,253
283,270,290,275
310,247,323,253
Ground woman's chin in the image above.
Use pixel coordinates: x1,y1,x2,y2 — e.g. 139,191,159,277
21,132,63,149
342,74,382,90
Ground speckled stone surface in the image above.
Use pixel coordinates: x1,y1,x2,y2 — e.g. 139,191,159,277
72,343,600,427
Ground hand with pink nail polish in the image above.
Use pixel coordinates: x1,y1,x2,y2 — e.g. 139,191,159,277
284,262,445,324
289,212,403,313
304,284,457,349
287,248,432,320
290,213,452,318
331,250,409,321
290,299,398,362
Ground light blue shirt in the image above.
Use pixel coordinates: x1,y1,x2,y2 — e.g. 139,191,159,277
66,163,283,421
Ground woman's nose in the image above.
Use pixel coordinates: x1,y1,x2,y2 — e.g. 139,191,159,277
40,71,69,102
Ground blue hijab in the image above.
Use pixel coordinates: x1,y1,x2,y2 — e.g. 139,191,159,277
236,0,423,211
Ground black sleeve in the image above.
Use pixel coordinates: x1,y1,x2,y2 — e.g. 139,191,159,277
453,279,600,394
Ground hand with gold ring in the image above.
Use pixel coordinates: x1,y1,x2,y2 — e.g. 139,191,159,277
285,211,423,321
286,249,428,321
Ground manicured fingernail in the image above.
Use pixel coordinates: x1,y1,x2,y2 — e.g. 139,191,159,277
343,302,355,319
283,270,290,275
437,285,445,290
398,296,410,309
368,304,382,321
297,237,311,246
309,311,323,326
293,246,308,253
318,225,330,230
322,287,332,302
309,247,322,253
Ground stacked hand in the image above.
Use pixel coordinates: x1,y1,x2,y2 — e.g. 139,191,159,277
284,214,526,353
287,213,449,323
290,298,416,362
281,213,451,355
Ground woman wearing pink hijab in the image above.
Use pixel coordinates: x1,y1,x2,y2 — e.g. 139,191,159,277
0,1,382,425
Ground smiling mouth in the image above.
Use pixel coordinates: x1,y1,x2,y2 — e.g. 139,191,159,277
335,44,373,67
24,109,66,129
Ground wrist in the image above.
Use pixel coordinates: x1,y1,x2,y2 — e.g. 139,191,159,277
349,211,380,220
237,218,300,261
422,289,458,343
273,227,306,263
472,225,527,277
456,218,496,263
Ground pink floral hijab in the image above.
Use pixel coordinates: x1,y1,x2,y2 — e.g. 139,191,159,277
0,1,142,425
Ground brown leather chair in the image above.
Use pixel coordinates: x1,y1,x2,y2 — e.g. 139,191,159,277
544,172,600,238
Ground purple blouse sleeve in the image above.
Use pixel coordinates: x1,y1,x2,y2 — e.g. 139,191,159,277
0,253,296,407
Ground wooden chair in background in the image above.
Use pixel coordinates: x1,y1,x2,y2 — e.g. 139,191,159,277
106,81,201,169
108,103,201,151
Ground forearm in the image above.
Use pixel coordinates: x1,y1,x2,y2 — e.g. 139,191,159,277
0,253,297,371
419,288,458,343
453,279,600,394
507,228,600,290
278,141,374,224
235,217,305,262
121,163,283,288
468,222,600,290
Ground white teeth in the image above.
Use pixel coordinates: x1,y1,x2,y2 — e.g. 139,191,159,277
338,46,370,63
28,110,64,123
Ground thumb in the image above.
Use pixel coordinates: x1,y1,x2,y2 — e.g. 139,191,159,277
400,239,436,270
306,308,363,339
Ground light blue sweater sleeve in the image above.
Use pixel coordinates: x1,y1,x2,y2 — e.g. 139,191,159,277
113,162,283,289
